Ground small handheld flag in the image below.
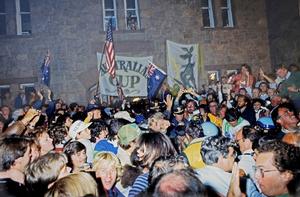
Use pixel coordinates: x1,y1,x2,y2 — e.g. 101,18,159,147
147,61,167,100
41,50,51,86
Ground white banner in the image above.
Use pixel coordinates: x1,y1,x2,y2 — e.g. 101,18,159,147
166,40,200,89
97,53,152,97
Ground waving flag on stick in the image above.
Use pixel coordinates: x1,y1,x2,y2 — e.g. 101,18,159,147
105,19,116,78
147,61,167,100
41,50,51,86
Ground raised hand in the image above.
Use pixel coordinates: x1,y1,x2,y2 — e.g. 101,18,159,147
227,162,243,197
177,88,185,98
164,94,174,111
259,68,264,76
21,108,39,126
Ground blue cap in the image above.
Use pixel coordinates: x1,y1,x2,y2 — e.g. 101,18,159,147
201,122,219,137
86,104,100,112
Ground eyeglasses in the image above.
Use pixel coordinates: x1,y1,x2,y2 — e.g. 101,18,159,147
253,166,278,178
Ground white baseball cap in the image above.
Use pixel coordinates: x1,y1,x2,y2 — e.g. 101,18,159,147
114,111,135,123
69,120,92,139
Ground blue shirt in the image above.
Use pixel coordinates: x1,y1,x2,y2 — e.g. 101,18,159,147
94,139,118,155
128,172,149,197
107,186,125,197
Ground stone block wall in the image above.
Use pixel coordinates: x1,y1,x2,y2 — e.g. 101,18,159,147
266,0,300,67
0,0,272,104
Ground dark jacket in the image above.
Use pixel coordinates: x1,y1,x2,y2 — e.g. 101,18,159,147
0,178,30,197
239,106,256,125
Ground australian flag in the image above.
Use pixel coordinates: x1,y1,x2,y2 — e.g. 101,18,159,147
41,50,50,86
147,62,167,100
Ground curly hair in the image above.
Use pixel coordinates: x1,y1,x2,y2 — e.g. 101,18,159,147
48,125,68,145
201,136,233,165
148,155,191,189
89,121,108,143
148,112,166,129
185,122,203,139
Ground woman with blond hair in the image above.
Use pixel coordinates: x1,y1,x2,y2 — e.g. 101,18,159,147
93,152,124,197
45,172,98,197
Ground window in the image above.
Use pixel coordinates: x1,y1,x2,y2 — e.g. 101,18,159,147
0,0,6,35
201,0,215,28
103,0,117,31
16,0,31,35
124,0,140,30
0,85,10,106
207,71,219,84
221,0,234,27
20,83,35,90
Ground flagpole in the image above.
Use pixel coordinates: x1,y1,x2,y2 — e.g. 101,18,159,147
95,43,106,104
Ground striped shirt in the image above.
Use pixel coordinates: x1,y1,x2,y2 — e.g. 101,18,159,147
128,172,149,197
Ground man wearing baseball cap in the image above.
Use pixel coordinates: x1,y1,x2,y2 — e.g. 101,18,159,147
169,106,188,139
69,120,93,163
116,123,141,166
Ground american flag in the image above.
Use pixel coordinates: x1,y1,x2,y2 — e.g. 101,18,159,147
146,61,156,78
105,20,116,78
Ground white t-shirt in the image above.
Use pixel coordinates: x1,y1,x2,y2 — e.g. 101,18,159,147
222,117,250,139
77,138,94,164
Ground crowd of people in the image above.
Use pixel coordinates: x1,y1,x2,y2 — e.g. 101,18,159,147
0,63,299,197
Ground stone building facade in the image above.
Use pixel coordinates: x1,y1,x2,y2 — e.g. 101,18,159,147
0,0,273,104
266,0,300,66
